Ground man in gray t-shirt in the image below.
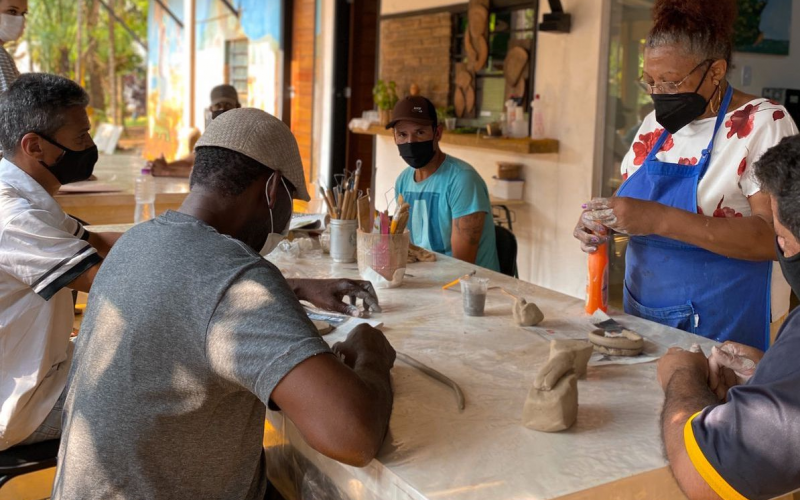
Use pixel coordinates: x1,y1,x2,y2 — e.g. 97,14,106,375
53,110,395,500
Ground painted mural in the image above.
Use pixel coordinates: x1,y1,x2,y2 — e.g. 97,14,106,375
195,0,283,121
145,0,185,161
735,0,793,55
146,0,284,160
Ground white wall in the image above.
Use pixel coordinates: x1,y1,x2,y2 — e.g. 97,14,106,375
375,0,609,299
731,0,800,95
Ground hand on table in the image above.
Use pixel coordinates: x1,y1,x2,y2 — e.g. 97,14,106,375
146,155,168,176
581,197,665,238
333,324,396,371
290,278,382,318
657,347,709,393
708,341,762,400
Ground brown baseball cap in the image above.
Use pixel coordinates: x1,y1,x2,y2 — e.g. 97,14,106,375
210,84,239,106
195,108,310,201
386,95,438,130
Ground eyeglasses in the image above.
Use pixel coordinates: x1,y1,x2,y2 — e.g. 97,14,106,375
637,60,713,95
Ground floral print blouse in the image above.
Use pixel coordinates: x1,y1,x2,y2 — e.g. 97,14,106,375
622,98,797,217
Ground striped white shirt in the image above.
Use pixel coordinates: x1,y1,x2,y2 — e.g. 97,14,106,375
0,158,100,450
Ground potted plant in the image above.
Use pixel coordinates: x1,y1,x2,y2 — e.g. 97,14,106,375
373,80,399,127
436,106,456,130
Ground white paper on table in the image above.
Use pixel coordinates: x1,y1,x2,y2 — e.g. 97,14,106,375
305,308,383,339
290,213,326,231
58,181,123,194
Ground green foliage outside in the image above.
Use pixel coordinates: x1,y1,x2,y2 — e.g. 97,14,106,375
22,0,148,125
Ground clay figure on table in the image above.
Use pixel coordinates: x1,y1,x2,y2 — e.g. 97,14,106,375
658,135,800,500
389,95,501,272
522,350,579,433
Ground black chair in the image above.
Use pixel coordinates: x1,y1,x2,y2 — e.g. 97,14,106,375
0,439,60,489
495,225,518,278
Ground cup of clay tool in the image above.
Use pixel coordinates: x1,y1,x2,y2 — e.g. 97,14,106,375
461,276,489,317
330,219,358,263
357,230,410,288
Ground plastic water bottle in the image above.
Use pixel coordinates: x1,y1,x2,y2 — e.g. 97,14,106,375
134,167,156,223
531,94,546,139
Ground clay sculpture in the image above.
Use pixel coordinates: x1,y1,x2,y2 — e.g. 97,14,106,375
549,339,594,379
502,288,544,326
522,351,578,432
588,328,644,356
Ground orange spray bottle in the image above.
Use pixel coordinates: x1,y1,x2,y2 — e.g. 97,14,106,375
585,243,609,314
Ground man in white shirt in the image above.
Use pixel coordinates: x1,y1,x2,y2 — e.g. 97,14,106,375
0,73,120,450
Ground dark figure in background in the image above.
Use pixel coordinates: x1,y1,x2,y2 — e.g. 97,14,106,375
148,84,242,177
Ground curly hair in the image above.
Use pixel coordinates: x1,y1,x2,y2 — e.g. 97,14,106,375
646,0,738,66
190,146,272,197
754,135,800,240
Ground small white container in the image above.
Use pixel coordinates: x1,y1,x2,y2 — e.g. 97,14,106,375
329,219,357,263
491,179,525,200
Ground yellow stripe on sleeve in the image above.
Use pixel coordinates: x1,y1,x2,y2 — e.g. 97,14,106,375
683,411,748,500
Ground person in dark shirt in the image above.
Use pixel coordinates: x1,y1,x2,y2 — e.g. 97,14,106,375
657,134,800,500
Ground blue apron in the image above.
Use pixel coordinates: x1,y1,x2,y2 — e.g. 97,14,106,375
617,86,772,350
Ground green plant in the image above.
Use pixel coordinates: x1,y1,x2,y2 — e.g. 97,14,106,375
373,80,399,111
436,106,455,122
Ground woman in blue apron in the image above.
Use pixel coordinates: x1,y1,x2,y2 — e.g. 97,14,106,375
574,0,798,350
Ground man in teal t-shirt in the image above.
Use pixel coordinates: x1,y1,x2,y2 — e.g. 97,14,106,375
389,96,500,272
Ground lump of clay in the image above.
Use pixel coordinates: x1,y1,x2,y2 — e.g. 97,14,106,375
312,320,334,336
550,340,594,379
522,351,579,432
588,329,644,356
533,350,575,391
513,298,544,327
522,373,578,433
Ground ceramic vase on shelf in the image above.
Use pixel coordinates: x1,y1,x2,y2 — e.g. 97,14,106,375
379,109,392,127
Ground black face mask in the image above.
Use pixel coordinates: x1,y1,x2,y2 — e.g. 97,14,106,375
777,238,800,297
398,140,436,169
211,109,229,120
37,134,98,185
651,64,716,134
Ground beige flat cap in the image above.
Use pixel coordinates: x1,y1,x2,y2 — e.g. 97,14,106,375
195,108,310,201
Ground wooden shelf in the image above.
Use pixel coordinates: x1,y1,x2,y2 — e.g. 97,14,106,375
351,125,559,155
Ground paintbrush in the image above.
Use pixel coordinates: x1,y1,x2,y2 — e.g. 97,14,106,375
442,270,477,290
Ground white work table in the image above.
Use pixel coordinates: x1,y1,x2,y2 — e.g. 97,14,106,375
261,247,718,500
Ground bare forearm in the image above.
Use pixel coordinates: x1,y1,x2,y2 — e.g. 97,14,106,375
153,159,193,177
662,370,721,500
656,206,775,261
88,231,122,258
451,245,479,264
351,356,394,459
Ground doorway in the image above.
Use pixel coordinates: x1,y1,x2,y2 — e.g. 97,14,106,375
328,0,379,193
